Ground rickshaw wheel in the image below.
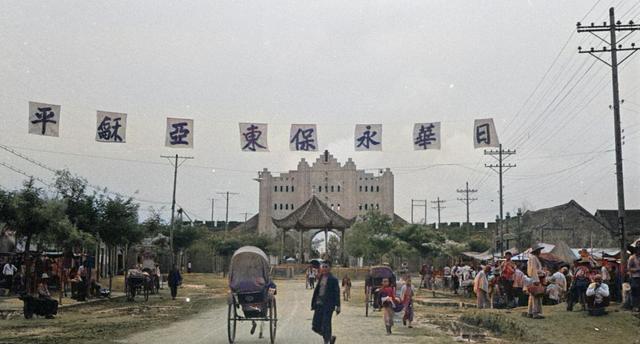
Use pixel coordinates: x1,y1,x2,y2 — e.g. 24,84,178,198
365,287,370,317
227,298,237,343
269,298,277,344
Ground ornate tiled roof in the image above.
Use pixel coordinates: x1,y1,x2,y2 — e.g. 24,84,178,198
272,196,355,230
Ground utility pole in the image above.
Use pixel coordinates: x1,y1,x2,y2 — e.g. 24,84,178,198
211,198,216,224
161,154,194,267
430,197,446,227
485,144,516,256
577,7,639,267
217,191,239,233
456,182,478,224
410,199,428,224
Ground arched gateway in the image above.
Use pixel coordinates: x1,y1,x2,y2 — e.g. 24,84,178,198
272,196,354,263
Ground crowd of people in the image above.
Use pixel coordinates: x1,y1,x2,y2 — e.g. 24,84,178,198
417,241,640,319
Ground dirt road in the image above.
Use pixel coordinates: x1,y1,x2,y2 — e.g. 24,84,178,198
121,279,450,344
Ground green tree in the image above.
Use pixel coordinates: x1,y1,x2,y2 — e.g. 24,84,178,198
2,179,74,290
96,195,140,290
209,232,275,275
396,224,446,257
345,210,396,264
54,170,100,235
467,238,490,252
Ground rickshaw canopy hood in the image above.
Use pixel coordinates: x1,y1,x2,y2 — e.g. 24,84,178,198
229,246,271,293
369,265,395,279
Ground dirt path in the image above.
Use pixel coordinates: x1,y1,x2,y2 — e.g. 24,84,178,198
121,280,453,344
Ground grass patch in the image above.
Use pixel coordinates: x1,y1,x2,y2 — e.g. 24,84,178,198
459,310,528,339
458,304,640,344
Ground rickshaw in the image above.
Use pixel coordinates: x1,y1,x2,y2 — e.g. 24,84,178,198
364,265,396,317
125,268,153,301
227,246,277,344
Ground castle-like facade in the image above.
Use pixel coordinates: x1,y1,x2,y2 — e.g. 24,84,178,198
257,151,394,234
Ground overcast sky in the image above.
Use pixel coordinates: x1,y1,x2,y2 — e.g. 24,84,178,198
1,0,639,224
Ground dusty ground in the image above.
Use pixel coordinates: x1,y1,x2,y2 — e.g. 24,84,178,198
2,275,639,344
122,280,455,344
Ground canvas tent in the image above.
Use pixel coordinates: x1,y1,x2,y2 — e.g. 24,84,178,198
549,241,578,265
461,249,494,262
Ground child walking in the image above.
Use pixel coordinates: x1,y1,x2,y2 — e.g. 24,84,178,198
400,277,415,328
379,278,400,335
342,275,352,301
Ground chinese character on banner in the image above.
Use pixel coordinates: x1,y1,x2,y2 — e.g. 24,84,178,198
28,101,60,137
354,124,382,151
165,118,194,148
239,123,269,152
289,124,318,151
473,118,499,148
96,111,127,143
413,122,441,150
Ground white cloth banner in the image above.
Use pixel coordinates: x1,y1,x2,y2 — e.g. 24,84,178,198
473,118,499,148
165,117,194,148
96,111,127,143
289,124,318,151
354,124,382,151
413,122,441,150
28,101,60,137
239,123,269,152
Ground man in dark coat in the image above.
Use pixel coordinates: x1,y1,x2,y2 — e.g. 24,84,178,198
168,265,182,300
311,261,340,344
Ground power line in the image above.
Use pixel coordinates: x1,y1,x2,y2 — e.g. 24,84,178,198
0,142,170,205
456,182,478,224
410,199,428,224
430,197,446,227
485,144,516,256
577,6,640,267
217,191,239,233
0,161,52,188
160,154,194,266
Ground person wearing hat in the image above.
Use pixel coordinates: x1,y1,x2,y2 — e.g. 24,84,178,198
311,261,340,344
37,273,58,319
567,257,592,311
627,242,640,312
526,244,545,319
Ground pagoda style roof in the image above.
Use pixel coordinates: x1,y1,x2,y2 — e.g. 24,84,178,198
272,196,355,230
